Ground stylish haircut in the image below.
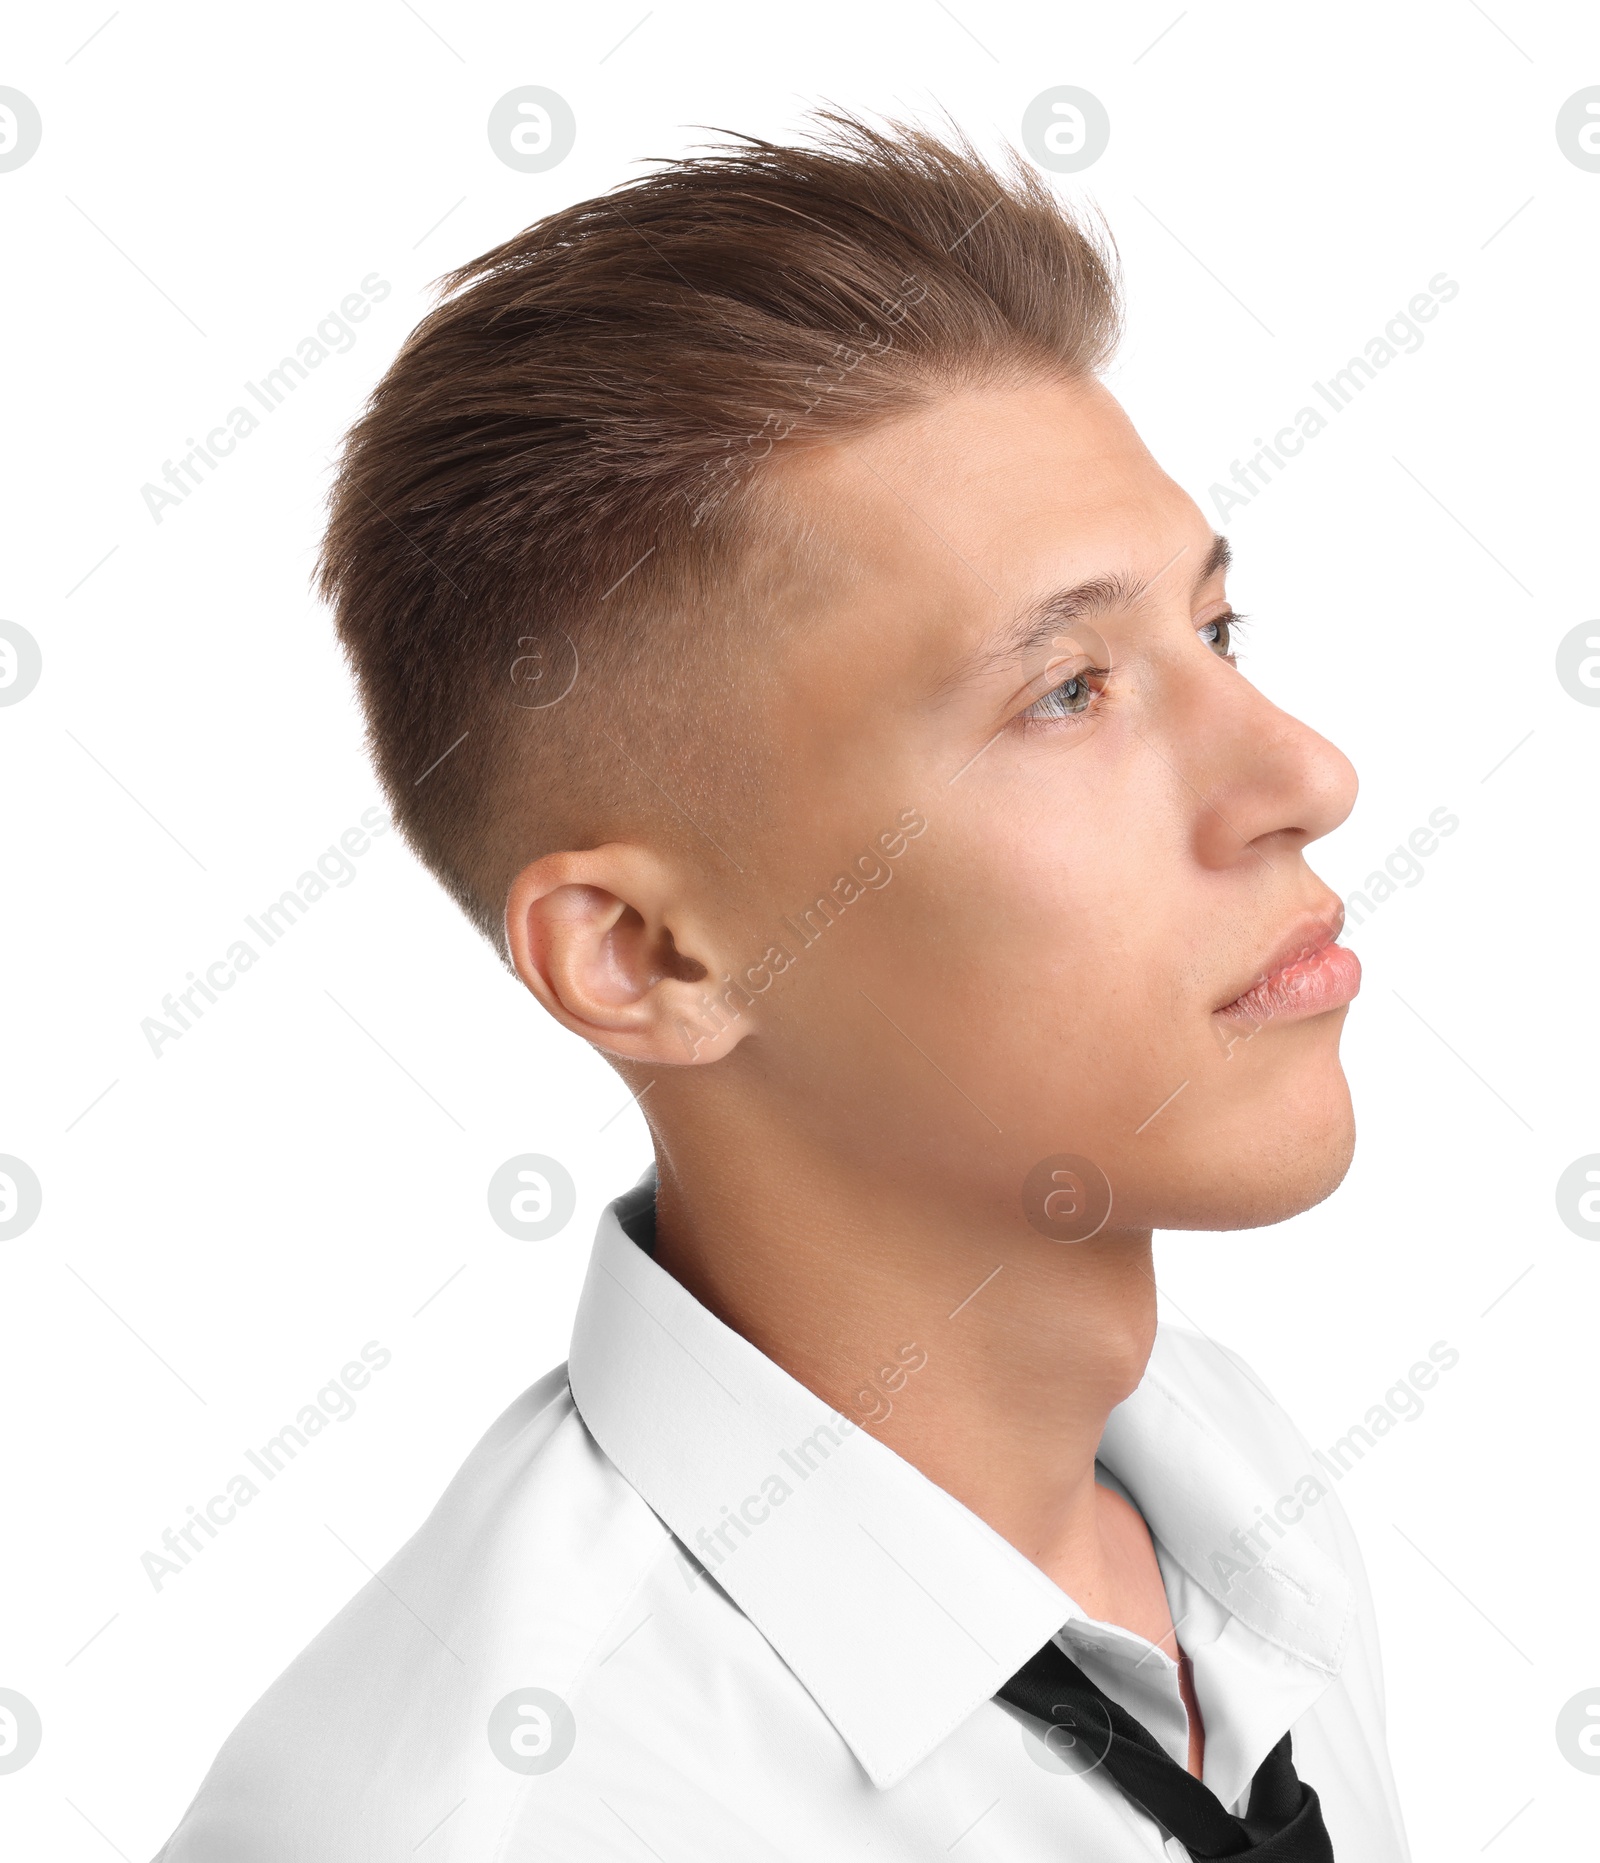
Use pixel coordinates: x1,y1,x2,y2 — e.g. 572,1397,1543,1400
319,111,1122,961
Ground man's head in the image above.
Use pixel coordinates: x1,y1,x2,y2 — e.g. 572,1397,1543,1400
319,111,1120,948
323,112,1358,1242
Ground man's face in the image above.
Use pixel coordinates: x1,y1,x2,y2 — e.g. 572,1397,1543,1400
709,372,1360,1238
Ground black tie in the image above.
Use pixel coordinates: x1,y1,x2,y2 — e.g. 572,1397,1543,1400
997,1639,1335,1859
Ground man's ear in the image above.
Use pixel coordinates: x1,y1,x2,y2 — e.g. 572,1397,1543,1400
505,844,753,1066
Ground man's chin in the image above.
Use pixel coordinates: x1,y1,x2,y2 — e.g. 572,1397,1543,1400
1143,1104,1357,1234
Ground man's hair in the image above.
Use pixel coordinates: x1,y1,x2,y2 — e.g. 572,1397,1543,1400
318,110,1122,961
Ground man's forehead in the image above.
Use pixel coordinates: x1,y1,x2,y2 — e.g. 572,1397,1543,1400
782,373,1179,545
756,447,1225,699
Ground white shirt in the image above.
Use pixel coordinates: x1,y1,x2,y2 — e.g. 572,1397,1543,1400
154,1165,1412,1861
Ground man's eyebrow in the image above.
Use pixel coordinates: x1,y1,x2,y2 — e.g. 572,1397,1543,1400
944,532,1233,690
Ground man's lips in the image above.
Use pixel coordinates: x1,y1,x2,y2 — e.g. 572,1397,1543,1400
1213,905,1361,1024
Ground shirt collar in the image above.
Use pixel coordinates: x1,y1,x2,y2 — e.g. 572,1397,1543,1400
567,1164,1354,1789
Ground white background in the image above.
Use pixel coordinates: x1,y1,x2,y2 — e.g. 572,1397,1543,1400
2,3,1596,1858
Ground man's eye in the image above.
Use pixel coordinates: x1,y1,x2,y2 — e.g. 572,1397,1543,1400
1200,610,1249,659
1023,670,1099,725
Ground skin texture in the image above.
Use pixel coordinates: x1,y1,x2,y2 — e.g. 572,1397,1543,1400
506,373,1359,1778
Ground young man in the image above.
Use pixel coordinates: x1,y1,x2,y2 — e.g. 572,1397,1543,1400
155,116,1408,1860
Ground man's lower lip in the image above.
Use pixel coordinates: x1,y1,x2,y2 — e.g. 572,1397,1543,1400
1213,941,1362,1024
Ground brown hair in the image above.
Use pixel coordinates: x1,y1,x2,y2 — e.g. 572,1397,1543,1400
318,110,1121,960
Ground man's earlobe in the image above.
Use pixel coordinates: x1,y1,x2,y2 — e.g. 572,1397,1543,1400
504,846,753,1066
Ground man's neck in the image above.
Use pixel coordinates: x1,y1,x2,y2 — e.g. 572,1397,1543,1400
649,1125,1164,1634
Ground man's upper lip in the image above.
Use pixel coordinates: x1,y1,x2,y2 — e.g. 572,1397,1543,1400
1217,902,1346,1009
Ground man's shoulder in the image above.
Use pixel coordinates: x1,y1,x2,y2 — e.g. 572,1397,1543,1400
152,1362,676,1862
1146,1319,1302,1449
1138,1320,1363,1545
1139,1319,1377,1599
